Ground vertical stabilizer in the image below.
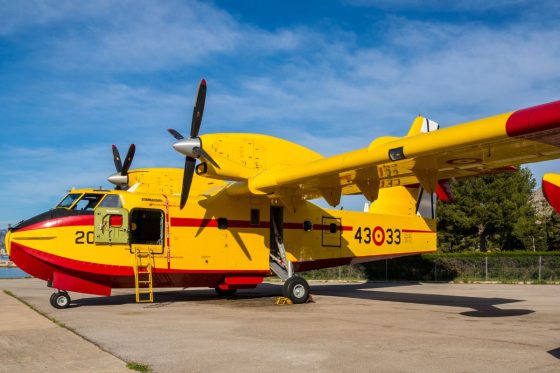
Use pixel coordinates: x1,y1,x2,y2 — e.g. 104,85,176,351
370,116,440,218
407,116,439,136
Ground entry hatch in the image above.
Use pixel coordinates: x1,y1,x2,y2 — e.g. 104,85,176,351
94,207,129,244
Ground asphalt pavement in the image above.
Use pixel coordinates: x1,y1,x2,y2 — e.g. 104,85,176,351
1,279,559,372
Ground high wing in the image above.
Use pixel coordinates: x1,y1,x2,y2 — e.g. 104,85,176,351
202,100,560,208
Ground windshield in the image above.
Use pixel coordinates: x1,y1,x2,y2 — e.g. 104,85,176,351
98,194,122,208
72,194,105,211
56,193,82,208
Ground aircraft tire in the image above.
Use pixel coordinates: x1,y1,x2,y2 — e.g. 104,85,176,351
50,291,71,309
215,287,237,297
283,276,310,304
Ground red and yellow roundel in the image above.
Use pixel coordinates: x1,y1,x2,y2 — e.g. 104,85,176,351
372,226,385,246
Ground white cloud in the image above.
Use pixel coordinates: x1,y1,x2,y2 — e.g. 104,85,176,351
0,0,307,72
2,1,560,223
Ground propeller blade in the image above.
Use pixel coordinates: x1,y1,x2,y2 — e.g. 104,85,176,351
192,147,220,169
112,145,123,173
180,156,197,209
190,79,206,138
121,144,136,175
167,128,184,140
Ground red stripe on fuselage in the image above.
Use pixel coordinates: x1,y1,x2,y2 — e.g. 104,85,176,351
10,241,270,277
170,217,353,231
17,215,94,232
18,214,355,233
170,217,269,229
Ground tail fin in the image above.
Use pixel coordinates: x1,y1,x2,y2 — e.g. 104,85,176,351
407,115,439,136
369,116,440,218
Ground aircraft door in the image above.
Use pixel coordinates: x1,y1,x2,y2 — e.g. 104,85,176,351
270,206,283,256
94,207,129,244
129,208,165,255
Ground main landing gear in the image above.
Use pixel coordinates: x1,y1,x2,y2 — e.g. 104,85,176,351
50,291,71,309
282,276,310,304
269,214,311,304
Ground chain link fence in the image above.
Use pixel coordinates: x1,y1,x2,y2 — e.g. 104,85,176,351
302,254,560,283
363,254,560,283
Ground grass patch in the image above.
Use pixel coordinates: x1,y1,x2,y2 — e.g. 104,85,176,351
4,290,70,329
127,362,152,372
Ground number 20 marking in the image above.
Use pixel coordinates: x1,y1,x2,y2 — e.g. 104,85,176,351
75,231,94,244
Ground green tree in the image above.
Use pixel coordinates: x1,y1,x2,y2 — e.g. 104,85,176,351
437,168,546,252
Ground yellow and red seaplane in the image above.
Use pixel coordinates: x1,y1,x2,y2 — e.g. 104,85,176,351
5,79,560,308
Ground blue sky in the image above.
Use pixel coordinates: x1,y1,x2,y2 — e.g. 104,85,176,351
1,0,560,226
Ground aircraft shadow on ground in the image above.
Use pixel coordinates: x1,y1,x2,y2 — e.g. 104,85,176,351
310,282,535,318
73,282,534,317
72,284,284,307
547,347,560,360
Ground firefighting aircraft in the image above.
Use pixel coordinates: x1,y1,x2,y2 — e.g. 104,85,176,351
5,79,560,308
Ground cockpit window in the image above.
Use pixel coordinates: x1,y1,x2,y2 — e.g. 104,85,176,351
57,193,82,208
72,194,105,211
98,194,122,208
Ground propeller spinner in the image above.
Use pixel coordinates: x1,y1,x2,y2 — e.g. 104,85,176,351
107,144,135,189
168,79,219,209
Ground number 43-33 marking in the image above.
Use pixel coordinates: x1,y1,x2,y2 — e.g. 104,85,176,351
354,227,400,246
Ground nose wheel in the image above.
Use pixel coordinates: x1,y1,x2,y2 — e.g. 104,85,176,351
50,291,71,309
282,276,310,304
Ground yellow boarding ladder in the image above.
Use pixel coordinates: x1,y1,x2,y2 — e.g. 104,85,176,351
134,248,153,303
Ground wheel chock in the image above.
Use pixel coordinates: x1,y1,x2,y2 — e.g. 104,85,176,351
275,297,293,305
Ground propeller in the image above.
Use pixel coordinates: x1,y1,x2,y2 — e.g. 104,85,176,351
168,79,220,209
107,144,136,189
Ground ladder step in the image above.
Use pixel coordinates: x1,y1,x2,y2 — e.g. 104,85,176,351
134,249,154,303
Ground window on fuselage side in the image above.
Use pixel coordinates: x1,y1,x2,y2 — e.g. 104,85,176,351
130,209,163,245
72,194,105,211
98,194,122,208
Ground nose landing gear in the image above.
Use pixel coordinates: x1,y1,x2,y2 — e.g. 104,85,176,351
50,291,71,309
